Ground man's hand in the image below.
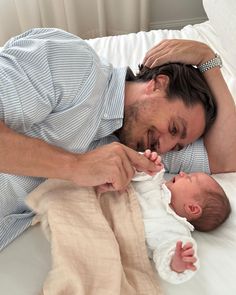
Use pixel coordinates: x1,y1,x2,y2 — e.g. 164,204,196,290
142,39,214,68
0,122,161,191
72,143,161,193
170,241,197,273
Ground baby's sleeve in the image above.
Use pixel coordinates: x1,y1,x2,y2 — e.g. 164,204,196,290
151,236,199,284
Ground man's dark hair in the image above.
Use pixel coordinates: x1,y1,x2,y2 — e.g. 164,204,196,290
126,63,217,134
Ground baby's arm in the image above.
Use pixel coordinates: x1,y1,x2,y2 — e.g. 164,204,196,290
152,236,199,284
171,241,197,273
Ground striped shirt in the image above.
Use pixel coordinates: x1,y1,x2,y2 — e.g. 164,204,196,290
0,28,209,250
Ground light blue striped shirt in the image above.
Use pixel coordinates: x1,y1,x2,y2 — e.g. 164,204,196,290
0,28,209,250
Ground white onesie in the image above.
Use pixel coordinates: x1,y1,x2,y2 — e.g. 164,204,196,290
132,170,199,284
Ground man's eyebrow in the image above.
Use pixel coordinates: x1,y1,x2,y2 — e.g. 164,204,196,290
178,117,187,139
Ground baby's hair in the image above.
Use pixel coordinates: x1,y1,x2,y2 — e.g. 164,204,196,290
191,178,231,232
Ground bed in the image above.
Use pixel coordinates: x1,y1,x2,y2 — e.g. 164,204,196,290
0,0,235,294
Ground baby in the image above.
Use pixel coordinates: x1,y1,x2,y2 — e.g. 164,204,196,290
132,150,231,284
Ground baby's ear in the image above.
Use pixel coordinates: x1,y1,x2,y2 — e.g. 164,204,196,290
184,202,202,220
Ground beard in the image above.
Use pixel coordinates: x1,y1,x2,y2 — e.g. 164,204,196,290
114,101,145,152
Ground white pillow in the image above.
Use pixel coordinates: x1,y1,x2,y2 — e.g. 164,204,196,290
203,0,236,62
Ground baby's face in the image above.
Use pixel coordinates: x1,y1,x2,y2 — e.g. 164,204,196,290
165,172,215,217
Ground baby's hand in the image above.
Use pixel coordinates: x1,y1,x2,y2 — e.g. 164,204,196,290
143,149,164,169
171,241,197,273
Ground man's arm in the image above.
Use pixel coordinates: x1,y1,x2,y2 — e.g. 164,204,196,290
143,39,236,173
202,67,236,173
0,121,160,191
0,120,75,180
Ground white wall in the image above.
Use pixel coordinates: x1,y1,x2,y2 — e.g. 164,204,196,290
150,0,207,30
0,0,208,45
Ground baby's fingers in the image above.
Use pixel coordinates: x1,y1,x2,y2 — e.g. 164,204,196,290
182,247,194,257
186,263,197,271
175,241,183,254
143,149,151,159
182,256,197,264
182,242,193,251
144,149,163,168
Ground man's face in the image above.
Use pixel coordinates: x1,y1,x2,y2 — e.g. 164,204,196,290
118,91,206,154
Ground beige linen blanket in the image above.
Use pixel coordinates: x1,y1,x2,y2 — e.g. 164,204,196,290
26,179,162,295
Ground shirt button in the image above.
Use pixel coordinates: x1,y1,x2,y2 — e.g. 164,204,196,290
103,113,108,118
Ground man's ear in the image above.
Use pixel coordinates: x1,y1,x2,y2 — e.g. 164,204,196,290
154,74,169,91
145,74,169,94
184,202,202,220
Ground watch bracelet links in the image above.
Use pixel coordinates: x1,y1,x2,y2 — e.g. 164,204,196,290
198,53,222,73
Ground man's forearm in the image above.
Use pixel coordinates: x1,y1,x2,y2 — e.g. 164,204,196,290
202,68,236,173
0,121,76,180
0,121,160,191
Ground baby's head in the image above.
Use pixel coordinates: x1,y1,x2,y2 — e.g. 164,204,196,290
165,172,231,232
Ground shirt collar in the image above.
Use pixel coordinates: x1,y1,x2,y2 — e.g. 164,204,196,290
161,183,195,231
102,67,127,120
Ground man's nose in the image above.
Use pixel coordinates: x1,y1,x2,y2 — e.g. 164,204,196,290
160,137,179,154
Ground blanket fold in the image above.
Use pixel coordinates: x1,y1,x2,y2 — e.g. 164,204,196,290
26,179,162,295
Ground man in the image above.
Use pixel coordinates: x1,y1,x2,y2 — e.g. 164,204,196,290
143,39,236,174
0,28,234,250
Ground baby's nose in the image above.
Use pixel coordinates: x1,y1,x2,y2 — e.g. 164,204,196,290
179,171,186,177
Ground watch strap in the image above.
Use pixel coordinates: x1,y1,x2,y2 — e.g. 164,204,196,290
198,53,222,73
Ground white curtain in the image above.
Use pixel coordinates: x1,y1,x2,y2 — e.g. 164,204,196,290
0,0,150,45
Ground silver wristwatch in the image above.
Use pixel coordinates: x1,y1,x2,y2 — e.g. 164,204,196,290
198,53,223,73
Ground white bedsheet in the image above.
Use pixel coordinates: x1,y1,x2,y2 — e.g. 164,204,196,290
0,21,236,295
86,21,236,103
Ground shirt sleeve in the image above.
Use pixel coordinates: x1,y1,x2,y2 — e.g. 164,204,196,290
0,28,94,132
161,138,210,174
